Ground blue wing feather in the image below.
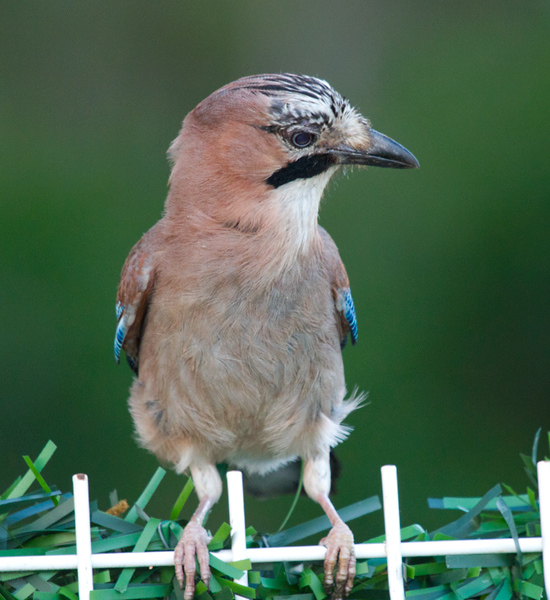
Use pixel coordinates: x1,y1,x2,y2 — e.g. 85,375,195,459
343,289,358,345
338,288,358,349
114,314,127,363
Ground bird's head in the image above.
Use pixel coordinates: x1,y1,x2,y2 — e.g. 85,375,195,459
167,74,418,248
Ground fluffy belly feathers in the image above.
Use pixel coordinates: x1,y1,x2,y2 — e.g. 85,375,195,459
128,283,353,473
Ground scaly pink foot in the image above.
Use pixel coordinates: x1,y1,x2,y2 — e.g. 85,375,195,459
320,521,356,600
174,520,212,600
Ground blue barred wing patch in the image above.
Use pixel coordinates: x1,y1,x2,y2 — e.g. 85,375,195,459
343,289,358,345
337,287,358,349
114,314,127,363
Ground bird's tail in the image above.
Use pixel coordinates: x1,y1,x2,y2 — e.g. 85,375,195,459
242,450,342,499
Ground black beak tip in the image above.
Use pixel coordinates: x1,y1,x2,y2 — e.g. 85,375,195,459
368,129,420,170
404,152,420,169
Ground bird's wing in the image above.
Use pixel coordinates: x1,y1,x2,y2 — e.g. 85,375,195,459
115,228,160,375
318,226,358,349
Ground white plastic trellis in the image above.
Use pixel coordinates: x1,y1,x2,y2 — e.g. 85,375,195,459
1,462,549,600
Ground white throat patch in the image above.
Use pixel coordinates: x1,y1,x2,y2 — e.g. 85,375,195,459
267,167,337,265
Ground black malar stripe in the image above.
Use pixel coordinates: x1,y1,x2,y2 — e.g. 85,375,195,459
266,153,336,189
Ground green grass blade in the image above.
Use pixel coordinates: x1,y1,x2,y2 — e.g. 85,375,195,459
169,477,194,521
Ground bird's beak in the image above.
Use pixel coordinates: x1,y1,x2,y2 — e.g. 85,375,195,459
331,129,419,169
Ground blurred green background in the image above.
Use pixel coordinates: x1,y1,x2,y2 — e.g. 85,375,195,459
2,1,549,541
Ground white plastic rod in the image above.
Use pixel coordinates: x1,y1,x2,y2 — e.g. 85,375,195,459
537,460,550,599
382,465,405,600
73,474,94,600
0,467,547,589
227,471,249,589
0,555,79,571
0,536,544,574
390,536,542,558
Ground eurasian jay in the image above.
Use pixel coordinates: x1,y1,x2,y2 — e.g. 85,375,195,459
115,73,418,600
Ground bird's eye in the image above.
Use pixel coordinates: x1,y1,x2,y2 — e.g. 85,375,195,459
290,131,315,148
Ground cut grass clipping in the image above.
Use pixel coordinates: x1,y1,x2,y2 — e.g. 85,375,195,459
0,431,547,600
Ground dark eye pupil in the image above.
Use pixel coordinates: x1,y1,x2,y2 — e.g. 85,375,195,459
291,131,313,148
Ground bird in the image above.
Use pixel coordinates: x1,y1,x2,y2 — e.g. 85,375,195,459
115,73,418,600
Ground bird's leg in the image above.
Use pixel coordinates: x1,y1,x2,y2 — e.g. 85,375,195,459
317,494,356,599
174,463,222,600
304,452,356,600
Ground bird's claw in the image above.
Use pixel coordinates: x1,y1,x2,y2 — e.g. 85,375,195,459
174,520,212,600
320,521,356,600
